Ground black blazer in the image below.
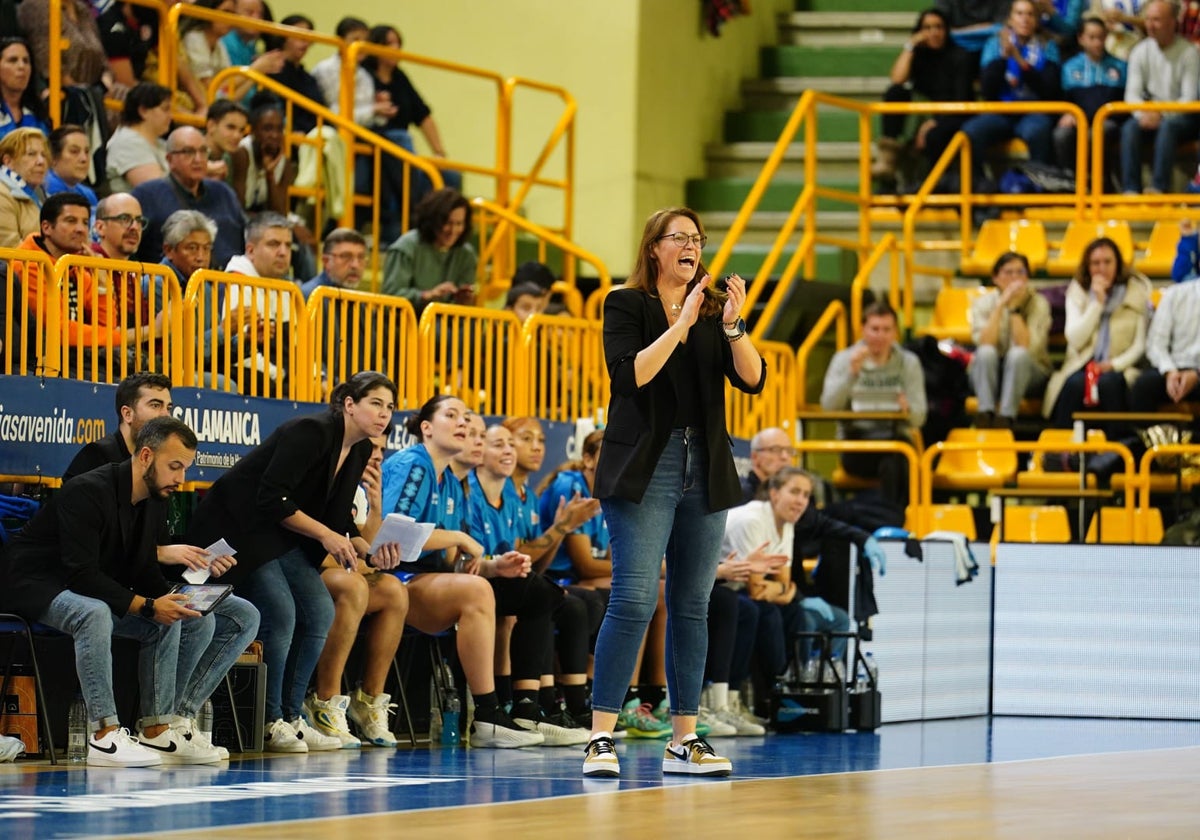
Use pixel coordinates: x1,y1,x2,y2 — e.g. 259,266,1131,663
187,410,371,584
0,462,170,620
62,430,132,483
593,287,766,512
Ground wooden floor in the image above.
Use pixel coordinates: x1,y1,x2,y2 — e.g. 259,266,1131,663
5,718,1200,839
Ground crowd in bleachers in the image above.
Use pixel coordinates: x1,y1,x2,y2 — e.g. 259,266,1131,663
875,0,1200,195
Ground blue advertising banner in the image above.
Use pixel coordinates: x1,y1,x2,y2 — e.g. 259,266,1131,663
0,375,751,487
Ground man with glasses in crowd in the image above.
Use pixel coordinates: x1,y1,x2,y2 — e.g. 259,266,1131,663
92,194,159,348
133,127,246,271
740,426,796,502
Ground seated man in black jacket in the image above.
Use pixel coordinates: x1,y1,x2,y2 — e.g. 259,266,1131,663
62,371,173,482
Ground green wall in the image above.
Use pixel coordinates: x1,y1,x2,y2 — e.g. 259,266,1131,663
284,0,792,277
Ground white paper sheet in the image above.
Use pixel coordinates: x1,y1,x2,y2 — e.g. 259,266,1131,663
368,514,435,563
182,539,238,584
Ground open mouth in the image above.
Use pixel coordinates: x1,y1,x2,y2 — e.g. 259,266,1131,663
678,256,695,270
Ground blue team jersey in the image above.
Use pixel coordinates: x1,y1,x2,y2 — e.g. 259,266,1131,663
512,480,541,543
465,472,523,555
380,443,464,571
538,470,609,579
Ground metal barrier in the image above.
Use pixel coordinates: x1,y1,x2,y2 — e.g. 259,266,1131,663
305,286,420,409
918,439,1136,537
727,339,797,440
793,439,921,531
0,248,58,377
1135,444,1200,542
417,303,522,416
794,299,849,410
182,270,307,401
518,314,606,423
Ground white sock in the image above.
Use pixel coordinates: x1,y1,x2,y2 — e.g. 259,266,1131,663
709,682,730,712
729,689,741,710
589,731,612,742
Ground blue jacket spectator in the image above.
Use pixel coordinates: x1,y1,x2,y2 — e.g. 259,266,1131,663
1053,16,1127,187
1172,223,1200,282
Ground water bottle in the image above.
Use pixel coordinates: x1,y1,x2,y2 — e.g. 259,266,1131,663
864,652,879,689
67,694,87,764
440,662,460,746
198,699,214,742
428,676,442,744
855,663,869,694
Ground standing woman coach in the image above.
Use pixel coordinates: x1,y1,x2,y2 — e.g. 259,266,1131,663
582,207,765,778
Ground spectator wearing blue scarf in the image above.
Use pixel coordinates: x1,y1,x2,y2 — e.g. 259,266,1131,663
962,0,1062,187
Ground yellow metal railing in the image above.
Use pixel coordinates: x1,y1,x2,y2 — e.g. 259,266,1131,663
305,286,419,409
1135,444,1200,542
794,299,848,410
519,314,606,423
794,439,921,531
1,248,58,377
417,303,522,416
726,339,797,439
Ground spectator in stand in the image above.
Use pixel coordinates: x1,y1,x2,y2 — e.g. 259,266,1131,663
362,25,463,244
264,15,325,136
381,188,477,313
820,299,926,512
874,8,974,188
0,37,49,140
969,251,1053,428
302,228,375,384
1119,0,1200,194
93,193,146,262
179,0,283,107
204,100,250,184
1054,15,1127,191
1038,0,1087,39
1094,0,1148,60
17,0,107,91
936,0,1009,57
133,126,246,270
221,0,272,68
962,0,1063,185
1043,236,1151,433
302,228,367,297
740,426,795,502
106,83,173,193
1171,217,1200,281
96,1,159,92
44,125,98,210
92,193,161,350
0,127,47,247
1130,275,1200,410
158,210,227,384
312,17,380,128
505,282,550,325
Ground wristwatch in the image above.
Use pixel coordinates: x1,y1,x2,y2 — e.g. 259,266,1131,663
139,598,156,619
723,317,746,338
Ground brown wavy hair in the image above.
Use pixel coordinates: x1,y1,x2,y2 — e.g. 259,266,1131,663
1073,237,1130,292
624,207,726,318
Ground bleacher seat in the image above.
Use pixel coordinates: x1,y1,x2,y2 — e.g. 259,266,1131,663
1137,220,1181,280
1001,504,1071,542
1046,220,1134,277
1015,428,1104,490
964,395,1043,419
923,503,978,540
960,220,1048,277
918,286,986,343
933,428,1019,491
1084,507,1164,544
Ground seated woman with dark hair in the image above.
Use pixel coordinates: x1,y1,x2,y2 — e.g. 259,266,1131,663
381,187,477,313
44,125,98,209
106,83,173,192
0,37,48,141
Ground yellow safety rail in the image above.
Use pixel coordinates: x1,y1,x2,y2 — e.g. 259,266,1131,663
793,439,921,531
305,286,420,409
1135,444,1200,542
794,299,849,410
182,270,307,401
0,249,58,377
850,233,899,339
53,255,182,385
1090,101,1200,218
417,303,522,416
726,339,797,439
918,439,1135,538
519,314,607,423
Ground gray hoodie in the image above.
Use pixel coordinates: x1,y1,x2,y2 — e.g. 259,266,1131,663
820,341,927,439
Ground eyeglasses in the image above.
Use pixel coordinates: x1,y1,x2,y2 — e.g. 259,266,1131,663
753,446,794,457
658,232,707,248
99,213,149,228
327,250,366,263
167,147,206,159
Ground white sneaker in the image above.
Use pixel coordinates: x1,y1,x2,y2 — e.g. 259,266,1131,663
292,716,341,751
511,700,589,746
662,735,732,776
304,694,361,749
696,705,738,738
469,707,545,748
347,689,398,747
713,706,765,736
729,691,768,727
264,717,307,753
581,734,620,777
181,718,230,760
137,721,222,765
0,734,24,762
87,728,163,768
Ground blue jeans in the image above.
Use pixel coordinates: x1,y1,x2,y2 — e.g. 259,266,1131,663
173,595,260,717
801,599,851,660
239,548,335,721
962,111,1054,180
592,428,728,717
1120,113,1200,192
40,590,180,731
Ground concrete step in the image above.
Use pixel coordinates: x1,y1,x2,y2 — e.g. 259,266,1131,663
762,43,897,77
725,107,865,142
741,76,890,109
719,243,854,281
704,140,863,178
687,176,863,213
777,11,916,47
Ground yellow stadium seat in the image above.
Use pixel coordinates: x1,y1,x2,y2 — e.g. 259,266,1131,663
1084,507,1164,544
1015,428,1104,490
1137,220,1181,280
1001,504,1071,542
1046,220,1135,277
960,220,1048,277
924,503,978,540
918,286,986,343
933,428,1019,491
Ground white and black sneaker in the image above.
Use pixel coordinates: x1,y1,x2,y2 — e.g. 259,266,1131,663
137,721,223,765
469,705,545,748
662,734,732,776
582,734,620,777
512,699,590,747
87,727,163,768
264,717,307,753
292,716,342,752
